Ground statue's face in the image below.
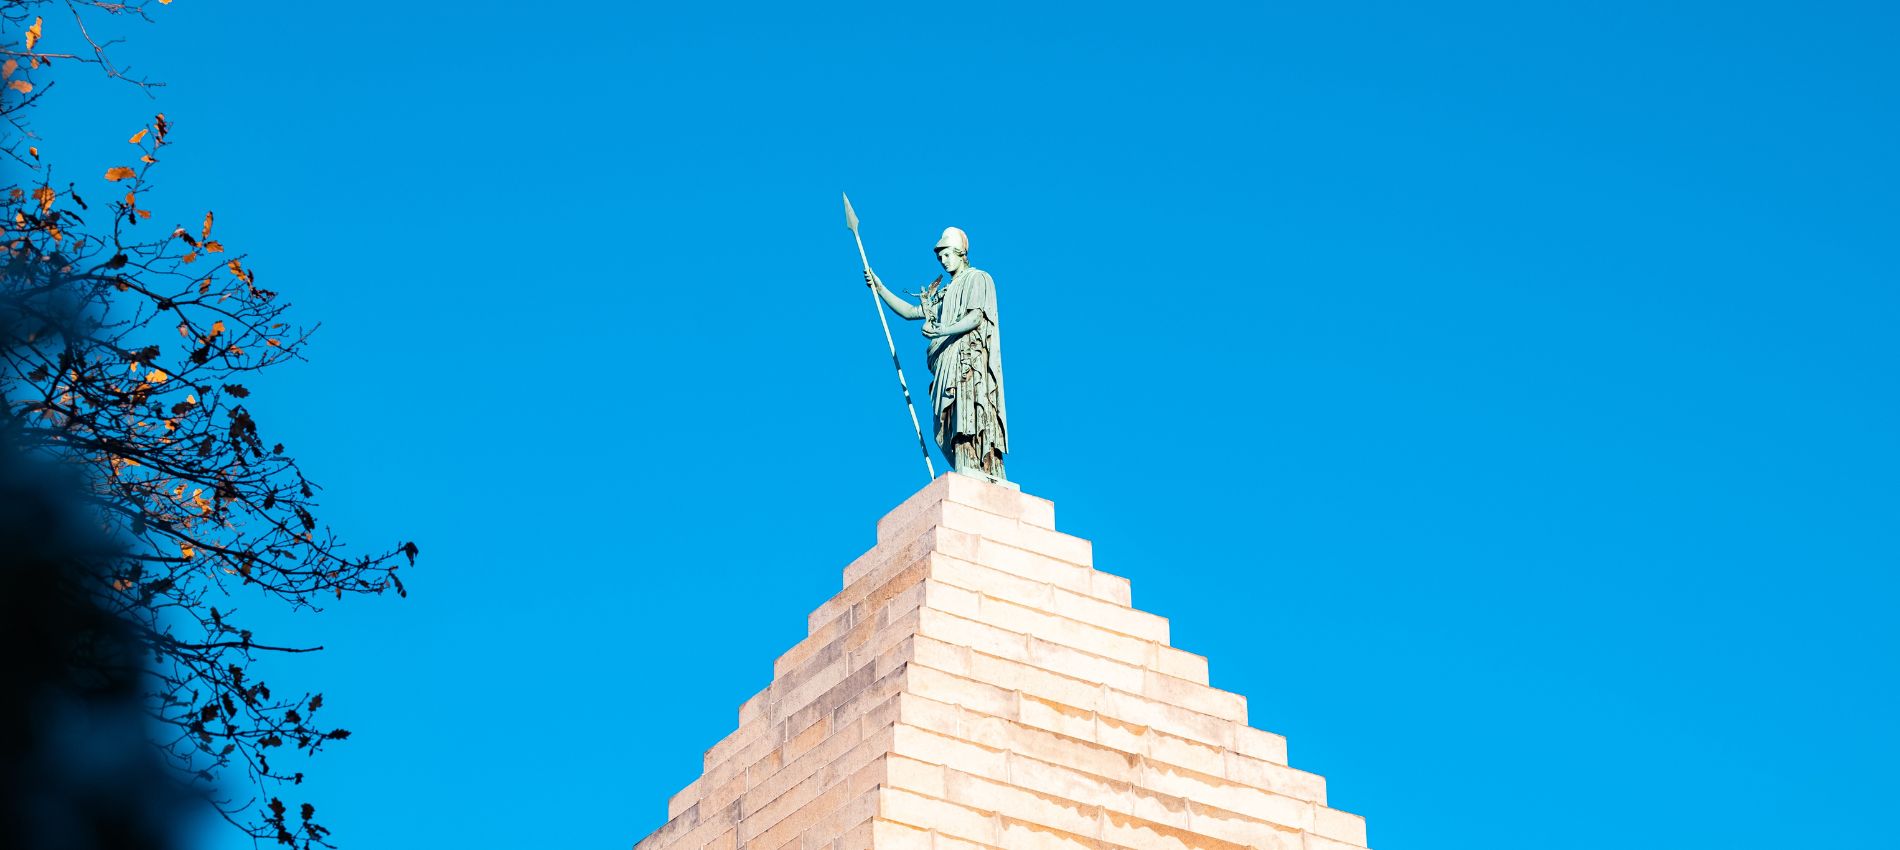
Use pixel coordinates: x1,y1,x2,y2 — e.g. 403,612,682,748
936,248,964,273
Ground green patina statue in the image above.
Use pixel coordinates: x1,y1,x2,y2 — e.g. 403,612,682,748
866,226,1008,483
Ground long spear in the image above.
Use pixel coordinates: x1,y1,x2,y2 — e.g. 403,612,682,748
843,192,936,481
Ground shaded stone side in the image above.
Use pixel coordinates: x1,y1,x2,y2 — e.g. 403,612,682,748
634,475,1371,850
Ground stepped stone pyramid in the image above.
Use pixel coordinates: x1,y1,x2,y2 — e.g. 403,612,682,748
634,474,1370,850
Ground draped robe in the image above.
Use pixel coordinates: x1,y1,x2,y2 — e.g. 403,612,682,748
922,267,1008,475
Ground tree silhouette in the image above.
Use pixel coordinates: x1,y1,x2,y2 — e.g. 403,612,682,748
1,3,416,845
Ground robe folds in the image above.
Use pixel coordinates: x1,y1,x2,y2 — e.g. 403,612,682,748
923,267,1008,469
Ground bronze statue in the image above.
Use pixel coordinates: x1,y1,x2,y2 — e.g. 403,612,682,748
865,227,1008,483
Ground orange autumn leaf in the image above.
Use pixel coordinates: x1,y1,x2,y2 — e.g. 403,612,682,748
179,543,195,560
8,80,31,94
201,211,213,239
32,186,54,214
209,321,226,337
27,146,37,159
24,17,41,51
146,369,168,384
140,154,156,164
104,166,136,181
129,128,148,144
181,251,197,264
203,240,224,253
136,209,151,219
266,339,281,347
1,59,15,79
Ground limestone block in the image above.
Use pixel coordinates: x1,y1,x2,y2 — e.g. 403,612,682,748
702,719,768,775
827,817,877,850
1127,786,1194,831
633,802,696,850
806,555,929,639
1017,691,1100,742
780,614,848,680
667,777,702,820
891,722,1009,780
1099,689,1235,750
1020,494,1057,529
1221,751,1327,805
894,692,963,738
911,634,974,678
923,558,1160,649
846,525,977,588
1026,637,1147,693
1145,731,1227,781
886,754,949,799
1090,571,1132,605
966,541,1100,599
1180,800,1304,850
741,716,870,819
1010,523,1094,568
1311,806,1367,847
874,474,1024,540
995,817,1101,850
966,650,1104,713
941,768,1101,838
997,722,1140,784
1232,726,1289,766
1098,808,1251,850
905,663,1018,719
901,495,1095,567
741,753,886,849
957,594,1155,669
786,716,833,763
927,552,1058,611
1302,831,1369,850
922,580,985,621
1139,670,1247,724
933,829,1011,850
740,690,769,726
877,786,1000,846
1093,713,1151,758
802,790,880,850
696,769,749,825
1136,761,1313,833
868,818,935,850
1015,757,1145,823
1154,648,1209,686
916,609,1031,667
1048,589,1169,642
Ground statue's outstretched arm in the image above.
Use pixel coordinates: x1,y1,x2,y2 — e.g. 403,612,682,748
866,271,924,321
924,309,982,339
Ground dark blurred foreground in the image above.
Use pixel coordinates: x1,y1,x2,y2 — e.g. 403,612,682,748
0,435,193,850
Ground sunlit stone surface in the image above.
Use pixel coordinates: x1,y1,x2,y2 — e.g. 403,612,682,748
634,474,1371,850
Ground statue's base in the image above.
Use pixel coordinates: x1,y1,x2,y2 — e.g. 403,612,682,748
947,469,1016,490
634,474,1372,850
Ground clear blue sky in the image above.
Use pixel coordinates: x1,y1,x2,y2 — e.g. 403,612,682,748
38,2,1898,848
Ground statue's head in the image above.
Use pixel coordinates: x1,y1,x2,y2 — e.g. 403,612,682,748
934,227,970,273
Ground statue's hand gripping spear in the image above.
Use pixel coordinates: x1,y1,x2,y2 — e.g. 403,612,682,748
844,193,936,481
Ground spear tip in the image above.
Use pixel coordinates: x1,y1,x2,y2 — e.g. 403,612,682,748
842,192,860,231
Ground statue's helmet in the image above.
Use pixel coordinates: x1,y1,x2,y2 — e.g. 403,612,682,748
934,226,969,256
